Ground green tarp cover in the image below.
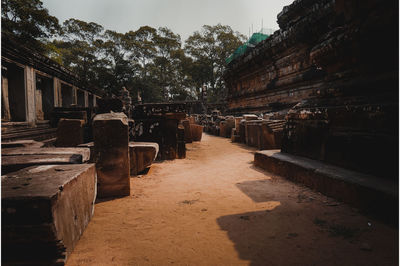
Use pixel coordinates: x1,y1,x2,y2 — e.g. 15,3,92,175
226,32,269,64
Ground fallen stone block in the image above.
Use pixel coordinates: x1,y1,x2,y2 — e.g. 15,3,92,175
177,125,186,159
239,121,246,143
2,164,96,265
245,120,263,148
219,121,227,137
224,118,235,138
77,142,95,162
231,134,241,142
2,147,90,162
129,142,159,175
188,116,196,124
164,117,181,160
231,128,241,142
190,124,203,141
243,114,259,121
93,112,130,197
260,120,285,149
181,119,192,143
234,117,243,134
55,119,85,147
2,154,85,175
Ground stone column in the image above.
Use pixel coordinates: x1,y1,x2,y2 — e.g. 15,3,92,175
35,77,44,121
2,76,11,120
53,77,61,107
25,66,36,126
93,112,130,197
72,86,78,106
84,91,89,107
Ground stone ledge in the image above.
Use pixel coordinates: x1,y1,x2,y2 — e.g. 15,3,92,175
2,147,90,162
254,150,397,223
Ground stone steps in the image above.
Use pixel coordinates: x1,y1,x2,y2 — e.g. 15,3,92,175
2,123,57,142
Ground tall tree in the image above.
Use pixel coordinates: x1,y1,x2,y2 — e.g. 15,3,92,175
49,19,104,91
185,24,246,103
152,27,182,101
1,0,60,52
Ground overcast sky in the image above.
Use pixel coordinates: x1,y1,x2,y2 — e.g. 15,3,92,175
41,0,294,42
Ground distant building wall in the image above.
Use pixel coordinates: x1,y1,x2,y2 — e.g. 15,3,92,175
1,34,101,126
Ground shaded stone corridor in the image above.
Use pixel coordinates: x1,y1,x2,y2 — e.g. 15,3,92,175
67,134,397,266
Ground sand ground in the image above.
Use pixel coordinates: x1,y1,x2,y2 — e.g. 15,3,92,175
67,134,398,266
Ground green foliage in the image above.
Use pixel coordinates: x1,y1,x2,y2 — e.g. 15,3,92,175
2,0,247,104
1,0,60,52
185,24,246,102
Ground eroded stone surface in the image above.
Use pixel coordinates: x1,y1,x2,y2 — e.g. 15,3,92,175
190,124,203,142
93,112,130,197
2,164,96,265
2,147,90,162
224,0,397,179
181,119,192,143
129,142,159,175
56,118,85,147
1,154,84,175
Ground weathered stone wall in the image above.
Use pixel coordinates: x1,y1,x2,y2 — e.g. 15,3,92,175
224,0,398,179
224,0,397,115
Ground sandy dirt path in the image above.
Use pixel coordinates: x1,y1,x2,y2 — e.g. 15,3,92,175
67,134,397,266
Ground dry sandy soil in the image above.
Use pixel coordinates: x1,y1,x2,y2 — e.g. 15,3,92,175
67,134,398,266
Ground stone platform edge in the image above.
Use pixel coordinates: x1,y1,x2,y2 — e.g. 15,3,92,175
254,150,398,223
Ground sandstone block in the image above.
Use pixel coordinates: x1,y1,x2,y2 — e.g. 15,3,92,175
234,117,243,133
2,164,96,265
2,147,90,162
77,142,95,162
93,112,130,197
243,114,259,121
2,154,85,175
177,125,186,159
56,119,85,147
239,121,246,143
188,116,196,124
245,120,263,148
190,124,203,141
219,121,227,137
181,119,192,143
129,142,159,175
259,120,285,150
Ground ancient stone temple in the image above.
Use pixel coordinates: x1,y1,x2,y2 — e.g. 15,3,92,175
1,33,102,142
224,0,398,180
